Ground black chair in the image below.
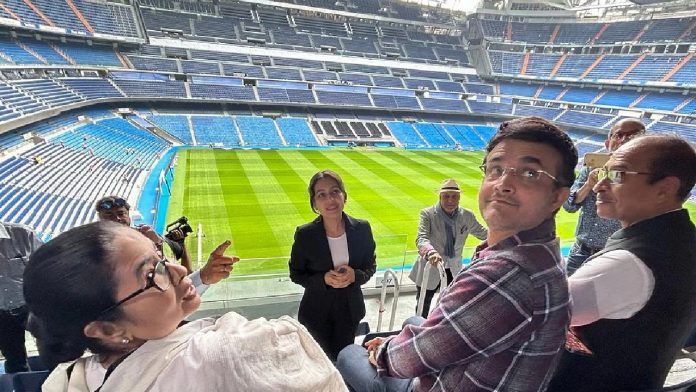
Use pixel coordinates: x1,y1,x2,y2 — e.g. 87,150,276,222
12,371,50,392
26,357,46,372
0,371,50,392
0,373,14,392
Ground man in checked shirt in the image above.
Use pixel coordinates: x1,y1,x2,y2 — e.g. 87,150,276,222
337,116,575,392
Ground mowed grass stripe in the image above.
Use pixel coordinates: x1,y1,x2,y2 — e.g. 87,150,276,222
260,150,317,224
212,150,283,259
320,150,423,234
174,150,235,261
404,150,485,188
231,150,304,254
377,150,481,194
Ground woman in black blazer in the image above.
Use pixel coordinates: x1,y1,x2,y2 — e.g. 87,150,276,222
289,170,377,361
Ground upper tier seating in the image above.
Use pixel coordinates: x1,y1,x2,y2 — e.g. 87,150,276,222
478,16,696,45
1,0,139,37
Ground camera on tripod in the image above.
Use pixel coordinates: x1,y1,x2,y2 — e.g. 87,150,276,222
165,216,193,243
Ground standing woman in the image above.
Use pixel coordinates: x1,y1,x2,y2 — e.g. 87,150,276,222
289,170,376,361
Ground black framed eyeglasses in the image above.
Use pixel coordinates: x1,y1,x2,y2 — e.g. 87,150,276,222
97,259,172,318
597,167,653,184
479,164,559,184
97,197,128,211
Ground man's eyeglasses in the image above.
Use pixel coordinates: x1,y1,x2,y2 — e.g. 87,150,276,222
97,197,128,211
479,165,559,184
609,130,645,141
597,167,652,184
97,259,172,318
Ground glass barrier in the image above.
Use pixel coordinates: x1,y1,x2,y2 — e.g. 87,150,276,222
194,231,578,304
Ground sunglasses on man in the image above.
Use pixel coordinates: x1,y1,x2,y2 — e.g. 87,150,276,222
98,197,128,211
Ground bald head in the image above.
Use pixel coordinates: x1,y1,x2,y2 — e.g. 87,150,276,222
606,118,646,152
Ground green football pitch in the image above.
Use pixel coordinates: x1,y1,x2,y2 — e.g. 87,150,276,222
166,148,696,278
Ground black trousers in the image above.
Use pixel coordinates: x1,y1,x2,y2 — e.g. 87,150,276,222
415,268,454,318
301,300,356,362
0,305,29,373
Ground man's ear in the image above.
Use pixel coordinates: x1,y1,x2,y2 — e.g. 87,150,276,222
84,321,129,346
654,176,682,203
551,187,571,211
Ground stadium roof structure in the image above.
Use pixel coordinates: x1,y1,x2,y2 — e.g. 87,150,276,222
479,0,696,19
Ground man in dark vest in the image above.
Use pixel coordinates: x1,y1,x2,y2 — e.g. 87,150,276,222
548,134,696,392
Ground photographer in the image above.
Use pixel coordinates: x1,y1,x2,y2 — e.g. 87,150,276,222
95,196,234,291
95,196,191,273
562,119,644,275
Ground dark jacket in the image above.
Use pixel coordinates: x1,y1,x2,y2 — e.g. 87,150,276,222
549,209,696,392
289,213,376,326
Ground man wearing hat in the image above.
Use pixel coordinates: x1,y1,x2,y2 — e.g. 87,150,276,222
409,179,487,317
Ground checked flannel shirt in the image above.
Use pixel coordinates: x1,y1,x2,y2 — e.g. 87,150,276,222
375,219,571,392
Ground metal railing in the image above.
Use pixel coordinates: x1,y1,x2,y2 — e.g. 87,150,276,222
376,269,400,332
416,261,449,317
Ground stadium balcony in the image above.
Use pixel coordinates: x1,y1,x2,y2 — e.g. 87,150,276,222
148,115,194,144
261,87,315,104
562,88,601,104
0,0,139,39
413,123,455,147
112,78,186,99
513,105,563,120
668,56,696,84
525,53,561,78
0,34,124,67
467,100,514,116
11,79,83,108
385,121,428,148
277,117,321,147
59,78,124,99
594,90,640,107
499,83,538,97
554,54,597,79
190,116,241,147
235,115,284,147
419,97,469,112
538,85,577,100
650,121,696,143
624,55,684,82
371,94,421,110
556,110,614,128
18,39,69,65
635,93,691,112
439,124,485,150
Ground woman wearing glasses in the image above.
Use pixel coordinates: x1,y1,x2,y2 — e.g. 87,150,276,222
24,221,347,391
289,170,377,361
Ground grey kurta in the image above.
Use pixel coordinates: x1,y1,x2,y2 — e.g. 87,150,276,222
409,204,487,290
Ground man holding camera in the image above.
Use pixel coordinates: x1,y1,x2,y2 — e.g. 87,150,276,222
562,118,645,275
0,222,42,373
95,196,235,291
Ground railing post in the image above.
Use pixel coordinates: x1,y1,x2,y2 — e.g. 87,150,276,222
416,262,448,317
376,269,400,332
